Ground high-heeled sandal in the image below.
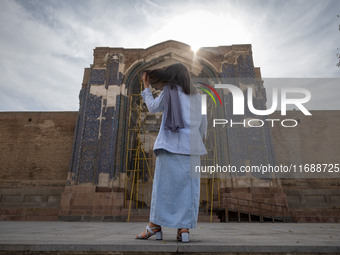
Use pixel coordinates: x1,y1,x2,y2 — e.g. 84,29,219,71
135,225,163,240
177,228,189,242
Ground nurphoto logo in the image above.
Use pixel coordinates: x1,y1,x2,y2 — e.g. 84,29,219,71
199,83,311,128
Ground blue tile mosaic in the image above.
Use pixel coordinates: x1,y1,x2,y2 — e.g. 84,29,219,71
69,50,276,186
69,52,126,185
220,54,276,180
119,95,128,173
221,63,236,78
86,94,102,120
107,58,123,86
68,84,90,185
79,148,96,183
237,55,255,78
89,69,106,85
110,94,121,178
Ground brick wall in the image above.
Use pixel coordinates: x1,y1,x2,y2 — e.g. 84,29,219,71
270,110,340,222
0,112,77,181
0,110,339,222
0,112,77,220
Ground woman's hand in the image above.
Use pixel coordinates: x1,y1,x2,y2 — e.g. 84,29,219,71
142,72,150,89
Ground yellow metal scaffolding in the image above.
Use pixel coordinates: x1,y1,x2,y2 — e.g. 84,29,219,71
123,81,221,222
199,82,221,221
124,81,155,221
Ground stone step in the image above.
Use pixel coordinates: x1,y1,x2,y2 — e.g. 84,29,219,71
198,214,220,222
290,209,340,223
0,208,60,221
220,187,290,222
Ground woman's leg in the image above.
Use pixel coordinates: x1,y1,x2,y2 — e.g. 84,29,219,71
177,228,190,242
135,222,162,239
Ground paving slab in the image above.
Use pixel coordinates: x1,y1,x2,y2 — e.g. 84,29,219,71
0,221,339,254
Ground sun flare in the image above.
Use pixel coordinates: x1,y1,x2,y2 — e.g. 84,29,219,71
148,9,251,55
190,44,201,54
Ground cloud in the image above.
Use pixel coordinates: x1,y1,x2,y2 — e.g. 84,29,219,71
0,0,339,111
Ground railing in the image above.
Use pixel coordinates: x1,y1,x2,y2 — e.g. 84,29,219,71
225,196,289,222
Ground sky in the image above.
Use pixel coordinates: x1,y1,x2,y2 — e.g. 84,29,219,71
0,0,339,111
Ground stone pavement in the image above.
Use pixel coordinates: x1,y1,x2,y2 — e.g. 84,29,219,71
0,221,339,254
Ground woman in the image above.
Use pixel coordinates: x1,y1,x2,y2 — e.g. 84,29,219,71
135,63,207,242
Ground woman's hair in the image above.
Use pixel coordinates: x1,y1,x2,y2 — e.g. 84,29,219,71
144,63,196,95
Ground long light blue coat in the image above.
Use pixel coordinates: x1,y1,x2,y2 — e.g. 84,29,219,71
141,85,207,229
141,86,207,156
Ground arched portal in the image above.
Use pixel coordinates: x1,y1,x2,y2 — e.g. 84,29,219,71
119,52,224,217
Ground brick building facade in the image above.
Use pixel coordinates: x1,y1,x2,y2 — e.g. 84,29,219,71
1,41,339,222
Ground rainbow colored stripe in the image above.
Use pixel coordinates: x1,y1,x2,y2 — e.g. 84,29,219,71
197,82,223,106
